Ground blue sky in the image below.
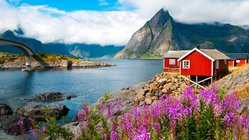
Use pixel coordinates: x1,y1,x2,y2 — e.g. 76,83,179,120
8,0,125,11
1,0,249,45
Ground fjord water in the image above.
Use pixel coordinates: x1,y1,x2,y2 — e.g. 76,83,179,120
0,59,162,119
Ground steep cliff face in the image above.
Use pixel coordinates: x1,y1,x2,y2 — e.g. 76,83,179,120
115,9,183,59
115,9,249,59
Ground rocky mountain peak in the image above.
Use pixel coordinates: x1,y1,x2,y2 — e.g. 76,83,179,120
148,8,173,29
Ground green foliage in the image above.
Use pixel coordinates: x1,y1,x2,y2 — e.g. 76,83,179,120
37,52,47,58
102,92,110,101
32,107,74,140
124,49,135,57
217,88,226,100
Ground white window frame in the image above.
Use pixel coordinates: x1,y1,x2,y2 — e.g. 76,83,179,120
169,59,176,65
216,60,219,69
183,60,190,69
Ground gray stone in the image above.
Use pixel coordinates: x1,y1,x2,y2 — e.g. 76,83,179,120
16,104,69,121
0,104,13,115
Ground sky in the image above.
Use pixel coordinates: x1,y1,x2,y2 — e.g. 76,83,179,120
0,0,249,46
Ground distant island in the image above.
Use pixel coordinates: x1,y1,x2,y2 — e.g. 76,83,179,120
0,52,113,70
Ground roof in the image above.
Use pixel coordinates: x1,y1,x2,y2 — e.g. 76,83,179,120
178,48,230,61
164,50,189,58
200,49,230,60
225,53,248,59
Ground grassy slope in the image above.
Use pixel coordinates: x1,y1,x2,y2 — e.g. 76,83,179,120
212,64,249,100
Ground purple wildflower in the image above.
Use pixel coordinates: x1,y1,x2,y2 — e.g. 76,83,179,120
200,89,219,106
102,133,107,139
221,93,240,112
214,104,222,117
154,123,161,132
77,112,83,121
182,87,199,110
133,126,150,140
224,112,235,127
110,131,119,140
117,99,122,110
99,102,105,113
17,119,24,128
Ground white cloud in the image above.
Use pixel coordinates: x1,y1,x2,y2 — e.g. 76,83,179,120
1,0,249,45
0,0,145,45
118,0,249,25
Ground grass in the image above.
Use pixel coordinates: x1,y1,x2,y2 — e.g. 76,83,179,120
234,82,249,100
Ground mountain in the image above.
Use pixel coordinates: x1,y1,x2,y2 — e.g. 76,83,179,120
115,9,249,59
0,30,124,58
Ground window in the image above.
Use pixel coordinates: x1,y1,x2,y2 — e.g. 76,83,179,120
224,60,227,65
236,60,240,63
183,60,190,69
216,60,219,69
169,59,176,65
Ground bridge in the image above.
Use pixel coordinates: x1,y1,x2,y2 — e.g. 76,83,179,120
0,38,35,68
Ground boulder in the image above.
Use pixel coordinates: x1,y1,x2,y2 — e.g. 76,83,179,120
145,98,152,105
0,104,13,115
16,104,69,121
158,78,167,85
0,115,32,136
31,92,64,102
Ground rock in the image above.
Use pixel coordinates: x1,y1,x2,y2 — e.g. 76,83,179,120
16,104,69,121
164,83,172,90
0,104,13,115
66,95,77,100
158,78,167,85
145,98,152,105
136,89,145,98
146,92,154,97
0,115,32,136
31,92,64,102
152,96,158,101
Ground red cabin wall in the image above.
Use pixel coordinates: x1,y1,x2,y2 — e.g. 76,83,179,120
214,60,228,77
235,59,247,66
228,60,234,67
180,51,212,76
164,58,179,68
163,58,180,73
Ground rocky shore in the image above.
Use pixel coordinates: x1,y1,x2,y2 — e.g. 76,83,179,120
0,60,113,70
0,92,73,136
0,54,114,70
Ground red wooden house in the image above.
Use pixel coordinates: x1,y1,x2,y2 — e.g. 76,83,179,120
163,50,189,73
177,48,230,83
226,53,248,67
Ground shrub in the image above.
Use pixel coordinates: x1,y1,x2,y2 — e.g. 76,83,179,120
21,87,249,140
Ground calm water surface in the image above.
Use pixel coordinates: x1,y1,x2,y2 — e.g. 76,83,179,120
0,59,162,119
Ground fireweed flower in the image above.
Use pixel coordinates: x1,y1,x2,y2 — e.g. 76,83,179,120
224,112,236,127
200,89,219,106
77,112,83,121
110,131,119,140
214,104,222,117
154,123,161,132
117,99,122,110
83,106,89,115
239,116,249,129
102,133,107,139
133,126,150,140
133,106,141,120
221,93,240,112
17,119,24,128
99,102,105,113
182,87,199,110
